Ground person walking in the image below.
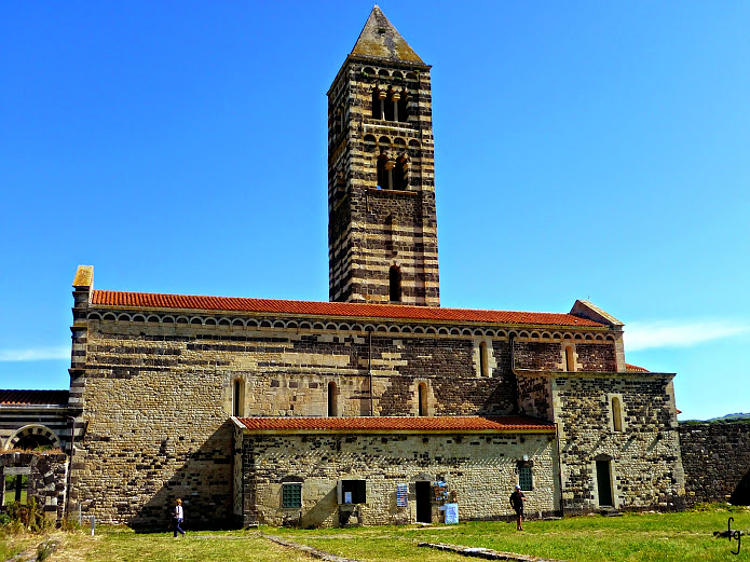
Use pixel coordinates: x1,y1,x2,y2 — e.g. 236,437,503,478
509,484,526,531
173,498,186,538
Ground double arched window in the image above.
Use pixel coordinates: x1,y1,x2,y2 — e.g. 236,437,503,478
371,87,409,122
377,153,409,190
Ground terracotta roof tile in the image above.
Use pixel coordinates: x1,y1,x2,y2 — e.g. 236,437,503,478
625,363,649,372
237,415,556,433
91,290,603,328
0,390,69,406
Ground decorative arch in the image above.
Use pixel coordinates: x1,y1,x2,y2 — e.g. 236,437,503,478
87,312,102,321
6,424,60,451
132,314,146,323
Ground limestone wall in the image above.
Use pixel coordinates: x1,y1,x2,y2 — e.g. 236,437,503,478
549,374,685,513
678,421,750,505
239,431,558,527
68,297,619,527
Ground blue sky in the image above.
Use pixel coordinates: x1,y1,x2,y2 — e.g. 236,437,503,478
1,1,748,420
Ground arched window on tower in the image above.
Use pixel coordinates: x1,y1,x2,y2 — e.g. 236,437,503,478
417,382,428,416
377,153,394,189
328,381,338,417
389,265,402,302
397,92,409,122
393,155,409,190
372,88,384,119
383,88,395,121
564,345,575,372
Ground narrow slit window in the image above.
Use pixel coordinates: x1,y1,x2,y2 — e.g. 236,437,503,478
328,381,338,417
389,265,402,302
564,346,575,372
418,382,428,416
611,396,623,432
233,378,244,417
479,341,489,376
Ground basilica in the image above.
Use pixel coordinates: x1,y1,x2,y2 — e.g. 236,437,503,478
1,7,687,527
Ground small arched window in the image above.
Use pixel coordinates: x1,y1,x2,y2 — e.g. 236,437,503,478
611,396,623,432
564,345,575,372
377,153,394,189
328,381,338,417
383,88,395,121
393,155,409,190
389,265,402,302
372,88,384,119
417,382,428,416
233,378,245,417
397,92,409,122
479,341,489,377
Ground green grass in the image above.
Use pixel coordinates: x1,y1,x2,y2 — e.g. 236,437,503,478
273,507,750,561
2,507,748,561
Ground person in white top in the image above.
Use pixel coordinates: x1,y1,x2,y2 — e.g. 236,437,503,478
173,498,186,537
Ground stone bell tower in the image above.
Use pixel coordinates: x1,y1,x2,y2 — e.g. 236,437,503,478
327,6,440,307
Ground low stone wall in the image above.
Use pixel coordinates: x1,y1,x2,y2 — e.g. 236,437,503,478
678,421,750,505
0,451,69,520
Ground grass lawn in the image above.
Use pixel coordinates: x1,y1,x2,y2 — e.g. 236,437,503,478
1,506,747,561
273,506,750,562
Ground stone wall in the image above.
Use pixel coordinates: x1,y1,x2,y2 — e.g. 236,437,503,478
0,451,68,521
69,307,619,527
678,421,750,505
238,430,558,527
546,373,685,513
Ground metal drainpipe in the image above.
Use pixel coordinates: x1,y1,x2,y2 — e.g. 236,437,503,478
555,422,565,517
509,333,521,415
368,330,373,416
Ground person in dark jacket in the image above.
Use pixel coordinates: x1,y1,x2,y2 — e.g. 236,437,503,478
509,484,526,531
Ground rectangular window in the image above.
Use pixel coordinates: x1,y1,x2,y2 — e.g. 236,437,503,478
3,474,29,506
281,483,302,508
518,466,533,491
338,479,367,504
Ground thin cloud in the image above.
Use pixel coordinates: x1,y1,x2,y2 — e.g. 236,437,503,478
625,320,750,352
0,346,70,362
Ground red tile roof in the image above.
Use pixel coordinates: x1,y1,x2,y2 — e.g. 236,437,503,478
90,290,603,327
625,363,649,372
237,415,556,433
0,390,69,406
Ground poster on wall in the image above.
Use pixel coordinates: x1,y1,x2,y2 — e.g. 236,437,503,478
396,483,408,507
443,503,459,524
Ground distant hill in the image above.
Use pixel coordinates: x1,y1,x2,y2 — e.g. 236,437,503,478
681,412,750,424
707,412,750,421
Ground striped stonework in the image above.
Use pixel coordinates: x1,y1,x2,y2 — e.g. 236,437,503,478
328,7,439,307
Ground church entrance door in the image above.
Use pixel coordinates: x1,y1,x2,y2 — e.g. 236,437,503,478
596,460,613,507
415,481,432,523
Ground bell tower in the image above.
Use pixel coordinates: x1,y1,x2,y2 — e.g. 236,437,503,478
327,6,440,307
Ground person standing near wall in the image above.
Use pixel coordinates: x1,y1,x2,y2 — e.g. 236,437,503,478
173,498,186,538
509,484,526,531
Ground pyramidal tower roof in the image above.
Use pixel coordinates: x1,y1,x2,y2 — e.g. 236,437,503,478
351,5,425,64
